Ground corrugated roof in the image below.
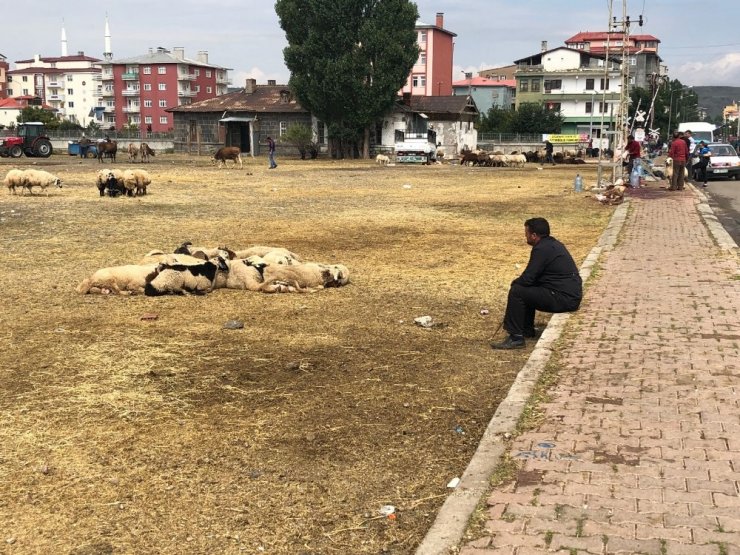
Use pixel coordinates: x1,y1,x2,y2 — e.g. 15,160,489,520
167,85,307,114
107,50,229,70
8,67,101,75
15,54,102,63
400,95,477,116
452,77,516,87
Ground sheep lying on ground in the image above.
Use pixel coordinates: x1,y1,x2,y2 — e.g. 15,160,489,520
76,264,159,295
254,258,350,293
233,246,302,265
5,169,62,195
144,257,230,296
376,154,390,165
212,258,267,291
137,250,209,265
173,241,237,260
4,169,26,194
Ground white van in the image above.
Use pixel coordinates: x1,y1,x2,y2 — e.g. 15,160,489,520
677,122,715,144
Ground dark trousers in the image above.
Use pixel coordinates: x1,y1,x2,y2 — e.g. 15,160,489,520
670,160,686,190
697,160,709,183
503,284,581,337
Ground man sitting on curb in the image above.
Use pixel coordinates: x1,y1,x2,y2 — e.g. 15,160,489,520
491,217,583,350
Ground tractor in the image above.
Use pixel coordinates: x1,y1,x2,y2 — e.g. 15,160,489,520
0,122,53,158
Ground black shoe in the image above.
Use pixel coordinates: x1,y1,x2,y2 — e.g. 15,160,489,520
490,335,525,350
523,327,543,338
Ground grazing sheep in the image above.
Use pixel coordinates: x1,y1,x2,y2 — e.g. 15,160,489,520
232,246,302,265
144,257,230,296
3,169,27,194
76,264,159,295
375,154,390,165
20,169,62,195
123,168,152,196
96,168,126,197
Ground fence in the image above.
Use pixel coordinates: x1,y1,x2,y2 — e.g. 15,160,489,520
478,132,543,143
44,130,175,141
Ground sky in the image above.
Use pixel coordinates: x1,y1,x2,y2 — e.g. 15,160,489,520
2,0,738,90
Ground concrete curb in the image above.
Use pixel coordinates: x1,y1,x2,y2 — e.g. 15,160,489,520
689,184,739,253
414,200,631,555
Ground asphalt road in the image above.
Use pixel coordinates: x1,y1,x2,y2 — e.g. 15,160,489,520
702,177,740,245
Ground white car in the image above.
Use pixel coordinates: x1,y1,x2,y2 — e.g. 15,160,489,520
691,143,740,180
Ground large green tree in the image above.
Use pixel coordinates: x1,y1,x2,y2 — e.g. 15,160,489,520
478,103,562,134
275,0,419,158
629,78,699,141
17,107,59,129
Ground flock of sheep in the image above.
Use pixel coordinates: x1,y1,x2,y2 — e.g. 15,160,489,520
459,148,587,167
2,168,63,195
77,242,350,296
2,167,152,198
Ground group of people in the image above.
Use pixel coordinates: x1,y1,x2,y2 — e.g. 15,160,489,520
667,129,711,190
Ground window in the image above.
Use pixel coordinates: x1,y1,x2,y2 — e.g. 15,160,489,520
599,101,609,113
195,85,200,93
143,67,151,74
159,116,168,124
279,121,288,136
158,83,166,91
543,79,561,92
67,88,74,95
419,30,427,43
145,116,152,124
68,101,74,108
144,84,151,91
159,100,167,107
67,75,73,82
600,78,610,90
22,76,28,82
22,89,29,95
519,79,529,92
158,66,166,74
585,101,593,113
585,78,594,90
629,56,637,66
412,74,426,87
531,79,540,92
194,69,200,77
206,86,212,93
144,100,152,107
131,115,140,124
545,102,561,111
629,76,636,85
206,70,212,78
419,53,426,65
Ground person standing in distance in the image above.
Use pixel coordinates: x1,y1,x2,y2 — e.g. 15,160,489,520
668,131,689,191
491,218,583,350
267,136,277,169
544,140,555,165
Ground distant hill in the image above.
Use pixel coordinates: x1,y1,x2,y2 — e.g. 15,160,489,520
693,86,740,119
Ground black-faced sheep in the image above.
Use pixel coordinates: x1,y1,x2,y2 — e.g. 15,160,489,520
144,257,230,296
18,169,62,195
137,250,209,265
76,264,159,295
173,242,237,260
96,168,126,197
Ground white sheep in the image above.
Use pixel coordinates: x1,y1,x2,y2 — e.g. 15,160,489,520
15,169,62,195
76,264,159,295
212,258,266,291
3,169,27,194
259,260,350,293
144,257,230,296
123,168,151,196
173,241,237,260
375,154,390,166
137,250,209,265
232,245,302,265
96,168,126,197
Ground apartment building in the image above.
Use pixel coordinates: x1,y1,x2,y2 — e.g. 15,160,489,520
98,47,230,132
452,76,516,115
401,12,455,97
6,52,102,125
514,46,622,136
0,54,8,99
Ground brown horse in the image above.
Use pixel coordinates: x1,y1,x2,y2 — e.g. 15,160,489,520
97,141,118,163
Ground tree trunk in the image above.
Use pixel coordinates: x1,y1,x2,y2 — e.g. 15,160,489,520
363,127,370,159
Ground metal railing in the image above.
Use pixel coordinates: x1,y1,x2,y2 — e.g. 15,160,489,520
477,132,544,143
43,130,176,140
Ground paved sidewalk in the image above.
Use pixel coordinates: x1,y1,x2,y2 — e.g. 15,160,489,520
459,187,740,554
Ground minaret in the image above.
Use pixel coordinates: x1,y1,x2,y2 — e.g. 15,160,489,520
103,16,113,61
61,22,68,57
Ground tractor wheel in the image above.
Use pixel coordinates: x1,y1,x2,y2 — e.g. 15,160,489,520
9,145,22,158
85,150,96,159
35,140,52,158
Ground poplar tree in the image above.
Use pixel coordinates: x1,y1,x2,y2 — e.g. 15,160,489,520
275,0,419,158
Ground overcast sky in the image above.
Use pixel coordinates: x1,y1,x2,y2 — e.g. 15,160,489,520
2,0,738,89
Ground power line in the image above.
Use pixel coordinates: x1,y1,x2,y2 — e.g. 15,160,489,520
661,42,740,49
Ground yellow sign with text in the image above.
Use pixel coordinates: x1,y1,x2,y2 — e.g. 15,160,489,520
544,134,589,144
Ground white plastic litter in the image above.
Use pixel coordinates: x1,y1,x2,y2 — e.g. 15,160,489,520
447,477,461,489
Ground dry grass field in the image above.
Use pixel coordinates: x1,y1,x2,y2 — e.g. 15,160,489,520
0,153,612,554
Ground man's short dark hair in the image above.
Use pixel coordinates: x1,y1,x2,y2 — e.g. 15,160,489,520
525,217,550,237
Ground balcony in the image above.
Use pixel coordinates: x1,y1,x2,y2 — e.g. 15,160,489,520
47,81,62,88
92,74,102,81
101,89,115,97
216,76,231,85
122,89,140,97
177,90,196,97
178,73,197,81
101,73,114,81
48,94,65,101
123,106,140,113
121,72,139,80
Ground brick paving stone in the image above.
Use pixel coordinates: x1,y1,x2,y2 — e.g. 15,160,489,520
456,191,740,555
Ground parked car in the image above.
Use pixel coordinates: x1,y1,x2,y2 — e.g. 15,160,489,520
691,143,740,180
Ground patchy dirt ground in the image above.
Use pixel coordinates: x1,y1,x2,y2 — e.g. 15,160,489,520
0,153,612,554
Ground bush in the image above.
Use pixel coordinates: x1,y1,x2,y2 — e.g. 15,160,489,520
281,123,318,159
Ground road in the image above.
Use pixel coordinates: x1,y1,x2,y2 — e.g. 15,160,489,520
703,178,740,245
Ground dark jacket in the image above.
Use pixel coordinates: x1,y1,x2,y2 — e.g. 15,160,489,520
545,141,553,154
267,137,276,153
512,236,582,300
